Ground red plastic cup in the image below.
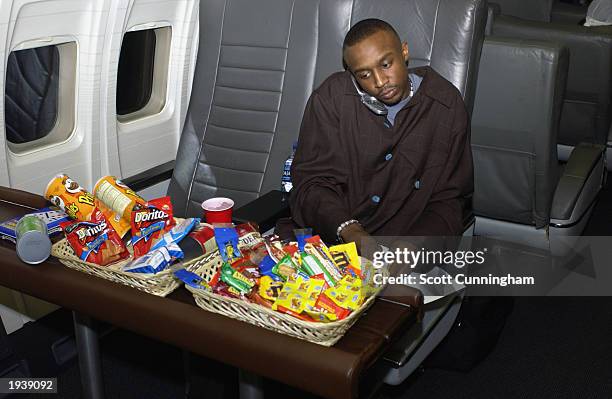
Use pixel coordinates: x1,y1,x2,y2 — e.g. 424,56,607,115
201,197,234,224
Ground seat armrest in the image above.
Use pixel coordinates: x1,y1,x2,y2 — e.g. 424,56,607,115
378,285,424,320
122,161,175,191
551,143,605,220
232,190,290,232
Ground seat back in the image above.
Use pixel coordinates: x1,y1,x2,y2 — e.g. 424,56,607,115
492,16,612,148
168,0,487,217
168,0,352,216
471,37,569,228
492,0,554,22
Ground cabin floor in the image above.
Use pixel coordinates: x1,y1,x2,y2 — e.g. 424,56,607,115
3,180,612,399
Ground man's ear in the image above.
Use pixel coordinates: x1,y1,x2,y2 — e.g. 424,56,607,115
402,41,409,63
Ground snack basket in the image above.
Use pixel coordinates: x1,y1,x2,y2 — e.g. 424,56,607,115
51,237,207,297
184,250,378,347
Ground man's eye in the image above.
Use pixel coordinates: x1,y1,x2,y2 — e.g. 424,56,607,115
358,72,370,79
382,61,391,68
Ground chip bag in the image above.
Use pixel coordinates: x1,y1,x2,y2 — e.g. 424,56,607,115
62,209,129,266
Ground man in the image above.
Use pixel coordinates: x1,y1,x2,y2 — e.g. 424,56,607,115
290,19,473,251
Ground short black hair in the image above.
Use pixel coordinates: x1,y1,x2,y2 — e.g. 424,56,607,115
342,18,400,51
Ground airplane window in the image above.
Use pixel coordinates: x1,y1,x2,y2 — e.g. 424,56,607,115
117,27,171,122
4,42,76,153
5,46,59,144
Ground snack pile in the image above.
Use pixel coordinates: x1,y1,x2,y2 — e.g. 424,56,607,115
176,225,378,323
45,174,378,322
45,174,202,273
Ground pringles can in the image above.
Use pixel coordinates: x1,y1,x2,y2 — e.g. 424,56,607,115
16,215,52,264
45,174,96,221
93,176,146,221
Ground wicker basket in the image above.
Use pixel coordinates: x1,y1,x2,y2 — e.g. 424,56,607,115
51,238,206,297
185,251,377,346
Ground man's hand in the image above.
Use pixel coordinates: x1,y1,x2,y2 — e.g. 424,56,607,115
340,223,379,260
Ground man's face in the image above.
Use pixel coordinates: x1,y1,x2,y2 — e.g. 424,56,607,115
343,30,410,105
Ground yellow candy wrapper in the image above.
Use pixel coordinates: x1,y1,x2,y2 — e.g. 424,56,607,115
324,275,364,311
272,275,325,313
258,275,284,301
329,242,361,274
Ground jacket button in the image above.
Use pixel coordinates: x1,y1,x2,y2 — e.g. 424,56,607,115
414,179,421,189
385,153,393,161
372,195,381,203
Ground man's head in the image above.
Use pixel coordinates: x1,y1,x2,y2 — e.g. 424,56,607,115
343,19,410,105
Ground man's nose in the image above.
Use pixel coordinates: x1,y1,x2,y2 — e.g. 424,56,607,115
373,70,387,88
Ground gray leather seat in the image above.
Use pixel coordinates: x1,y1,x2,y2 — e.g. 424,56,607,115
490,15,612,161
472,36,605,249
491,0,587,24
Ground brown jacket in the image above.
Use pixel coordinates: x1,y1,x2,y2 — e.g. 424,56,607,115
290,66,473,242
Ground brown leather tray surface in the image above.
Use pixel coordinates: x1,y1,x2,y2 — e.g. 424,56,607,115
0,186,422,399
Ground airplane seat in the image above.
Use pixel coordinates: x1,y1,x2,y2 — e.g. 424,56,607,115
490,15,612,162
489,0,554,22
489,0,587,24
167,0,354,217
471,36,605,251
551,0,588,25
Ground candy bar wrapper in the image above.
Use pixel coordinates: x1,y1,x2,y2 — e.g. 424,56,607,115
247,291,274,309
213,282,243,299
215,227,242,262
300,252,338,287
304,236,343,285
359,257,382,298
272,275,325,313
277,305,316,322
272,254,299,281
315,293,351,320
329,242,361,275
130,197,175,258
231,257,260,280
236,222,264,251
219,262,255,294
324,275,364,311
123,242,184,274
62,209,129,266
283,243,301,266
150,218,199,252
174,269,212,291
304,306,337,323
294,228,312,252
263,235,287,263
258,255,282,281
259,275,284,301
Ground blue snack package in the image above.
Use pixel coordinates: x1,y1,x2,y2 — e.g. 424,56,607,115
150,218,199,252
174,269,211,291
214,226,242,262
294,228,313,252
258,255,282,281
123,242,184,274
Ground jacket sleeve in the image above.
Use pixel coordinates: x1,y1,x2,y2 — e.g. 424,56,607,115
407,95,474,236
289,90,352,242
